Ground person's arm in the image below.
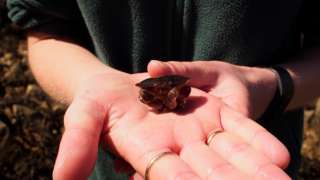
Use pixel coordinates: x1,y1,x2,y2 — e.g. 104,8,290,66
282,50,320,109
27,31,124,104
28,32,290,180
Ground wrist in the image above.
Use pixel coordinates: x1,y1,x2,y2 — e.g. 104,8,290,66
264,66,295,117
242,66,278,119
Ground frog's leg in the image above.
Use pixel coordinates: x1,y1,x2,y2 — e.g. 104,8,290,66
176,86,191,108
139,89,165,111
138,89,153,103
165,88,178,110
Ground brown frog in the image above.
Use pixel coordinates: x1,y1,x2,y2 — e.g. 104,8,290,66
136,75,191,112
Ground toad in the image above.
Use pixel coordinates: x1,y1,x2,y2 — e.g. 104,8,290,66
136,75,191,112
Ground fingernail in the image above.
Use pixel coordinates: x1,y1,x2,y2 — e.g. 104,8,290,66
150,60,165,66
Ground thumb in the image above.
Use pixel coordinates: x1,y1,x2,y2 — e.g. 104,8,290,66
53,96,106,180
147,60,219,87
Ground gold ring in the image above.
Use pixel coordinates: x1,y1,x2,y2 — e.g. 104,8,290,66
206,129,223,145
144,151,174,180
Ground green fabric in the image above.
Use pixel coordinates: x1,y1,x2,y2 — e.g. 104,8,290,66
88,148,128,180
7,0,319,179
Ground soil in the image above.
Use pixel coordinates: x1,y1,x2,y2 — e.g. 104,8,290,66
0,22,319,180
0,25,65,179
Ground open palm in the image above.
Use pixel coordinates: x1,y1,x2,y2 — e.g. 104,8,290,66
53,72,289,180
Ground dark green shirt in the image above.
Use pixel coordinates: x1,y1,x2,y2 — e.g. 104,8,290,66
8,0,319,179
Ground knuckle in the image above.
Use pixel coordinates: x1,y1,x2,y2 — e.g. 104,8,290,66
167,61,188,74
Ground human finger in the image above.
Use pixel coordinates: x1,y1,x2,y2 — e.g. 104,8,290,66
53,96,106,180
219,106,290,169
208,132,290,179
177,90,289,178
180,142,249,180
147,60,219,88
115,146,201,180
143,151,200,180
105,114,200,180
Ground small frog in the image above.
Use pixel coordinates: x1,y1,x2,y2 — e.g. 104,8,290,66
136,75,191,112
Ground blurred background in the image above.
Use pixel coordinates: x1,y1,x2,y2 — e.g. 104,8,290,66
0,3,320,180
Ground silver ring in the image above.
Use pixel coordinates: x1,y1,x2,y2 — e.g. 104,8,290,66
206,129,223,145
144,151,174,180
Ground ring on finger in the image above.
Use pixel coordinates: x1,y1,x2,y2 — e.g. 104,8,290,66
206,129,223,145
144,151,175,180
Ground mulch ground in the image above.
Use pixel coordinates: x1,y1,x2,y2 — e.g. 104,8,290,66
0,24,319,179
0,25,65,180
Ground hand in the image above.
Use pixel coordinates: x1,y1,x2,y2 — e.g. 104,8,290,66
148,60,278,119
52,72,290,180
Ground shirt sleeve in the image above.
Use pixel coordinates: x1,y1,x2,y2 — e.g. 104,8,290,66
7,0,92,48
7,0,81,28
301,0,320,48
